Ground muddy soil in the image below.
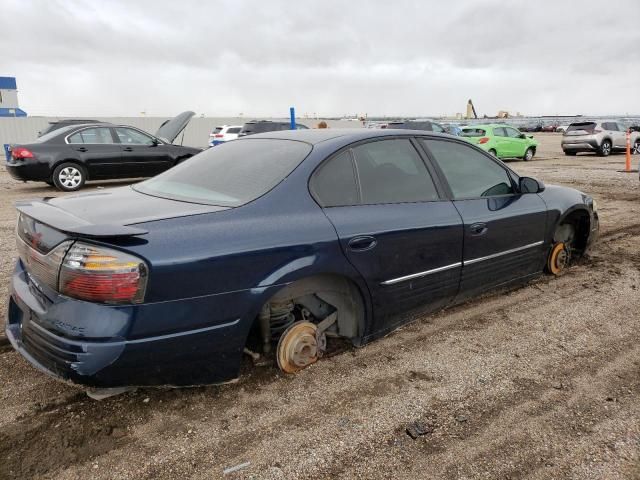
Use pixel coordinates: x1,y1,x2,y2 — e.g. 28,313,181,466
0,133,638,479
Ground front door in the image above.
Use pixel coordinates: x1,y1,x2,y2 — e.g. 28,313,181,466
504,126,527,158
66,127,121,178
421,138,548,301
310,138,463,337
115,127,173,177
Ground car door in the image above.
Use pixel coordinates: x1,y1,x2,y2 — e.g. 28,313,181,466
66,127,122,178
115,127,173,177
492,127,509,157
421,138,548,301
310,138,464,336
504,127,527,157
612,123,626,148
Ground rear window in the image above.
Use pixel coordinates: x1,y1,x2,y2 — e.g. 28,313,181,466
134,139,312,207
461,128,486,137
34,125,77,143
213,127,223,134
567,122,596,133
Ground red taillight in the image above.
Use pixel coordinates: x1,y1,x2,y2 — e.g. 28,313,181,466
478,137,490,144
214,134,224,138
59,243,148,304
12,147,34,159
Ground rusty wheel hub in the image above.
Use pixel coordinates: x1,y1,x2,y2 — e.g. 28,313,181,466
276,321,322,373
548,242,569,275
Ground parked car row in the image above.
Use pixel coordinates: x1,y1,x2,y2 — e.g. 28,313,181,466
208,120,309,147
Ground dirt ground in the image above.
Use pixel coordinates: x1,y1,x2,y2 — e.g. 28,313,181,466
0,133,639,479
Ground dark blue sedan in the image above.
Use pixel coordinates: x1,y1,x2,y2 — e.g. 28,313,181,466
6,129,599,388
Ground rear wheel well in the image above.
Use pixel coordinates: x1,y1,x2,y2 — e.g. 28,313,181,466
247,274,367,354
51,159,88,180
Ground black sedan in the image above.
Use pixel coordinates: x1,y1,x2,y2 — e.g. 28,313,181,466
6,111,200,191
6,129,598,390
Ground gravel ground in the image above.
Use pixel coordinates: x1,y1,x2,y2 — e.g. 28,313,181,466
0,133,639,479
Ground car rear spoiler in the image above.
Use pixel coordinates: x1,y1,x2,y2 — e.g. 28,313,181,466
15,199,148,238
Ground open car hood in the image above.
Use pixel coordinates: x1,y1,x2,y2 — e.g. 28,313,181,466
155,111,195,144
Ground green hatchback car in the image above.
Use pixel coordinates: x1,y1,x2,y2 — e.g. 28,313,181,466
461,124,538,161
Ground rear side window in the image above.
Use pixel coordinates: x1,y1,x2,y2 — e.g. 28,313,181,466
493,127,507,137
352,139,439,204
135,139,311,206
227,127,242,134
310,151,358,207
567,122,596,133
423,139,515,199
461,128,486,137
68,128,114,144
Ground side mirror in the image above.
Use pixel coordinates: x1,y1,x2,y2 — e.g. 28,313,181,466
519,176,545,194
151,138,160,146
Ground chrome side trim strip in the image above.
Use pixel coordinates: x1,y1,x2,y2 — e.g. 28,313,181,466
380,240,545,286
463,240,545,266
380,262,462,286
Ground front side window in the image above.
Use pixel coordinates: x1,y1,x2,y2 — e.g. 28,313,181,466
505,127,522,138
352,139,439,204
493,127,507,137
310,151,358,207
423,139,515,199
135,139,312,207
116,127,155,145
68,128,114,144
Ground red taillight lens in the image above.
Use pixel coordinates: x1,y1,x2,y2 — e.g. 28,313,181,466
478,137,490,144
214,134,224,138
59,243,148,304
12,147,34,159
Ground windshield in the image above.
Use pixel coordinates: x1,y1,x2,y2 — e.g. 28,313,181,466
134,139,312,207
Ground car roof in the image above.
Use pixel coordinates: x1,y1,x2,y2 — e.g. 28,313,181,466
240,128,452,145
462,124,515,129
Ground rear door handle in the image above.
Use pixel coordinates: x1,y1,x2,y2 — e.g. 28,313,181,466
469,223,488,236
348,235,377,251
76,147,87,152
123,147,133,152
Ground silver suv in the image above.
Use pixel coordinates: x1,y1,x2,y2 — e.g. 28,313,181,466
561,120,640,156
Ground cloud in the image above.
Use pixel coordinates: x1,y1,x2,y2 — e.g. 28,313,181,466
1,0,638,117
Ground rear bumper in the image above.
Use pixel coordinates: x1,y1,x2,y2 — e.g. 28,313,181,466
6,260,254,387
561,138,599,152
5,160,51,181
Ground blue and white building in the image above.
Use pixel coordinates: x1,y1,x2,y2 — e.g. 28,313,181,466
0,77,27,117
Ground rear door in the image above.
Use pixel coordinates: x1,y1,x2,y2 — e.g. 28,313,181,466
492,127,509,157
115,127,173,177
611,123,626,148
66,127,121,178
421,138,548,301
310,138,463,335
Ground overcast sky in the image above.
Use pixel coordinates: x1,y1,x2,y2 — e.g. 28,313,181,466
1,0,638,118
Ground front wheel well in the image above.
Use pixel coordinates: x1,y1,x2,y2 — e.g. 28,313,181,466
554,209,591,258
